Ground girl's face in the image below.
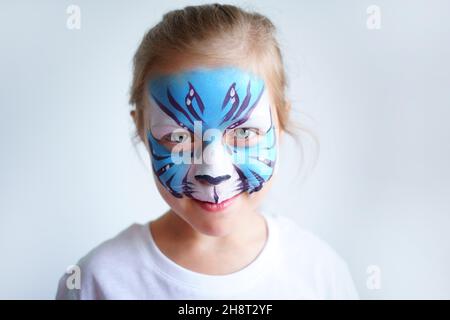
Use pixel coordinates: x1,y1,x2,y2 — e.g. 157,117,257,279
143,65,281,236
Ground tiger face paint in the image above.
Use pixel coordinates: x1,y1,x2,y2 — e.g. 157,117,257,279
147,67,277,204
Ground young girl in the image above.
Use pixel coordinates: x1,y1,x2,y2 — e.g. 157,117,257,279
56,4,358,300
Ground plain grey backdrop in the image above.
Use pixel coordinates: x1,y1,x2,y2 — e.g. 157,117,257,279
1,0,449,299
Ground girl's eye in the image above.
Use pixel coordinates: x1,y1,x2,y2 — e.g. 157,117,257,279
233,128,257,139
225,127,260,147
163,132,191,143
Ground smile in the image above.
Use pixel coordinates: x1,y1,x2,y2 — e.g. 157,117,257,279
192,192,242,212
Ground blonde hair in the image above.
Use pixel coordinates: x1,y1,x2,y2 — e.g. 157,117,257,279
129,3,294,142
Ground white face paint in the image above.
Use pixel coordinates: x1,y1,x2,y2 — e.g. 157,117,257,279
146,67,277,204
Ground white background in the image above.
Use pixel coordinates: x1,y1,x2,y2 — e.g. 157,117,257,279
1,0,449,299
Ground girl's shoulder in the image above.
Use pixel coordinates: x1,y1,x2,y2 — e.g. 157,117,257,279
79,223,148,269
265,210,343,260
264,211,359,299
55,222,150,299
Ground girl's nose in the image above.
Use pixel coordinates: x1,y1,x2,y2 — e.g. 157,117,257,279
194,174,231,185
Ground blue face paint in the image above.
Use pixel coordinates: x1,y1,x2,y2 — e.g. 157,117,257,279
147,67,277,204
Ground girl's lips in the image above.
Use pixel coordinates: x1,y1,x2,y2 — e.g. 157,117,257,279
193,193,241,212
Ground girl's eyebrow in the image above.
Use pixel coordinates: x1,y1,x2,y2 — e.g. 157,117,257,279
151,124,186,130
225,86,265,130
150,93,194,134
231,116,271,127
149,124,191,140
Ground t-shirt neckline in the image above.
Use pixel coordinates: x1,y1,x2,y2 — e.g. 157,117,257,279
138,212,278,292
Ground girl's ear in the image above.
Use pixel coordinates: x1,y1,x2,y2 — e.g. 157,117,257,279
130,110,136,123
278,100,291,143
286,100,292,114
130,109,146,143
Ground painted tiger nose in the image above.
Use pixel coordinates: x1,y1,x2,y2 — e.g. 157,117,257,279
194,174,231,185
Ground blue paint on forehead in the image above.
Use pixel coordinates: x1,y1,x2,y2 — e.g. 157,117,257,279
148,67,265,132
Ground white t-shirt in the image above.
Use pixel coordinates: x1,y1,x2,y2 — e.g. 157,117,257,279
56,211,359,299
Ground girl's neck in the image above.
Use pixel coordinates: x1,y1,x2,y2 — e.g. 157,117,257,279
164,208,265,246
149,208,268,275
